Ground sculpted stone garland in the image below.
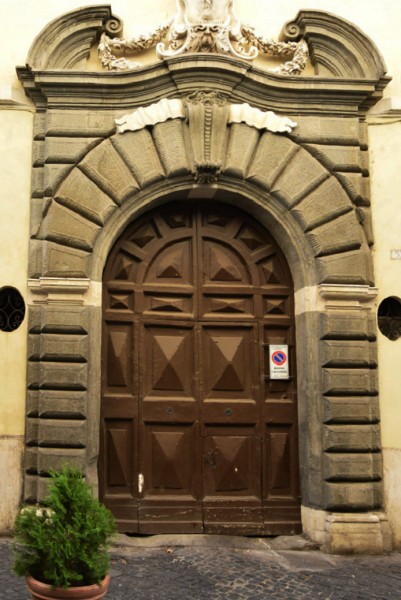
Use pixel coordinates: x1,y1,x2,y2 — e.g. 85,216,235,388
98,0,308,75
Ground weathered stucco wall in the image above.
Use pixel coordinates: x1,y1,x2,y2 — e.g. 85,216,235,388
369,119,401,547
0,107,32,530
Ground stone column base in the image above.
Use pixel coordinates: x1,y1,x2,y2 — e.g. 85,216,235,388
302,506,392,554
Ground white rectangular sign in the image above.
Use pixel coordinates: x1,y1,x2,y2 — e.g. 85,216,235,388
269,345,289,380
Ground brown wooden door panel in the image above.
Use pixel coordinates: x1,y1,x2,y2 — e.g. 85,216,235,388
202,428,263,535
103,323,134,393
138,423,202,533
142,324,196,398
101,202,300,535
99,417,138,532
201,325,257,402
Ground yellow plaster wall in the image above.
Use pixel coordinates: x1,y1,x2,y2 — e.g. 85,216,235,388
369,120,401,547
0,108,32,436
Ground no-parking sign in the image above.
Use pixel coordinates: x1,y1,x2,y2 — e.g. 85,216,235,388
269,345,289,380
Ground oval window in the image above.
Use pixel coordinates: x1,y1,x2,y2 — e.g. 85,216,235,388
377,296,401,341
0,287,26,332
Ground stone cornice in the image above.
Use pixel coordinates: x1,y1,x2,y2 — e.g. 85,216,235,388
17,54,389,117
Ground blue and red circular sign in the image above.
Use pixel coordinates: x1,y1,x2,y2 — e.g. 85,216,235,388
271,350,287,366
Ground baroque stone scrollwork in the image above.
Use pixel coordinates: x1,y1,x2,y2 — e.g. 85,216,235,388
98,0,308,75
98,18,171,71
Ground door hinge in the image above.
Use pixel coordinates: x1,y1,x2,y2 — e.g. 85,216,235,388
138,473,144,494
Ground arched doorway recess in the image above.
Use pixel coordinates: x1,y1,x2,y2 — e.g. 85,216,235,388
100,201,300,534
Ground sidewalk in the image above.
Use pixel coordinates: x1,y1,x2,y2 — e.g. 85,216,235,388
1,534,401,599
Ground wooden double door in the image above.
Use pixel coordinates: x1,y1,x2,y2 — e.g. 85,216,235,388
100,201,301,534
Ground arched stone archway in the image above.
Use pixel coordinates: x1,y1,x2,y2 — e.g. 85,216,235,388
22,5,391,553
35,113,371,287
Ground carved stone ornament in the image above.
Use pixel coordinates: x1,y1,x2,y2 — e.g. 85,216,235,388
114,97,297,136
115,94,297,184
115,98,185,133
98,0,308,75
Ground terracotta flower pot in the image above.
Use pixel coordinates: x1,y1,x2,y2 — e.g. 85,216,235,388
26,575,110,600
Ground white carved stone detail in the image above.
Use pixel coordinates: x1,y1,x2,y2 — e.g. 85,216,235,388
241,28,308,76
98,22,171,71
156,0,258,61
98,0,308,75
115,98,297,137
115,99,185,134
229,104,297,133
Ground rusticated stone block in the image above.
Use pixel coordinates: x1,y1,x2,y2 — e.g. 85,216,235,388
290,116,360,146
323,481,382,509
305,144,363,173
41,306,89,334
31,362,88,391
111,129,165,188
324,453,381,481
320,340,372,368
317,248,370,284
27,306,42,333
336,172,371,206
323,396,380,424
79,138,139,204
272,147,329,207
29,334,88,363
323,424,380,452
45,137,100,164
152,120,190,178
291,177,352,231
247,132,297,191
27,362,40,389
26,390,39,416
26,418,87,448
30,197,50,239
55,169,117,225
46,110,115,137
24,474,50,502
29,240,44,278
357,207,374,246
324,513,390,554
320,313,369,340
33,113,46,141
25,447,86,474
306,211,363,257
322,368,377,396
224,123,260,179
27,390,87,419
33,140,45,167
43,164,74,196
38,201,101,252
41,240,91,278
31,167,44,198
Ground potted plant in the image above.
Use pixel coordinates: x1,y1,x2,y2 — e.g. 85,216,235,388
13,465,116,599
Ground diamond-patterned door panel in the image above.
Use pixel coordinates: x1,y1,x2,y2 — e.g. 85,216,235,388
143,325,195,397
101,202,299,534
104,324,134,393
203,433,260,496
202,326,255,399
142,426,198,496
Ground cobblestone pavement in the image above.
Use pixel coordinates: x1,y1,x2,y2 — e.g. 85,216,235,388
1,535,401,599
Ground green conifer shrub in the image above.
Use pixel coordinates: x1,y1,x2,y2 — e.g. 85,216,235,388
13,466,116,588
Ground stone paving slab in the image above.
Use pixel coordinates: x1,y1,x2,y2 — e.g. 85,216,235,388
1,536,401,599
